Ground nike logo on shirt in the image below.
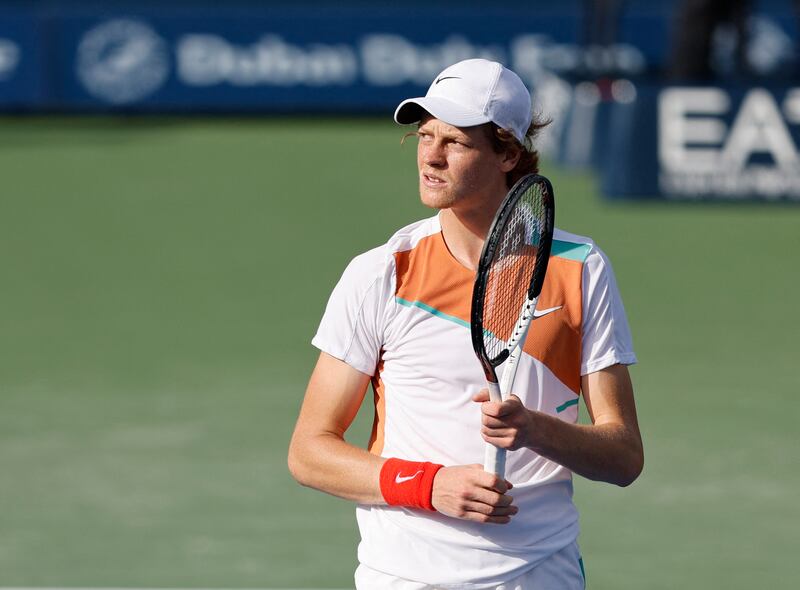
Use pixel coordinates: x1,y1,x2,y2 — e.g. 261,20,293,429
533,305,563,319
395,471,424,484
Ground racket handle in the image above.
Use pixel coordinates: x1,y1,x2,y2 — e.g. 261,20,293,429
483,381,506,476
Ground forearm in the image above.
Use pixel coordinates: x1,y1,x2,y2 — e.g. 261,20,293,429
289,431,521,524
292,354,523,522
526,412,643,487
288,430,386,504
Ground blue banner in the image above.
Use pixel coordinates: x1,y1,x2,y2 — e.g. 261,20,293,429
2,2,798,115
0,8,45,107
4,1,800,200
602,84,800,201
51,8,595,110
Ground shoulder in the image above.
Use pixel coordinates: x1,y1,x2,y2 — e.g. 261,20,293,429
551,228,597,264
385,214,441,254
549,229,624,304
552,228,618,272
337,215,440,290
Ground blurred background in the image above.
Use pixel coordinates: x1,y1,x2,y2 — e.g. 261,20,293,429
0,0,797,588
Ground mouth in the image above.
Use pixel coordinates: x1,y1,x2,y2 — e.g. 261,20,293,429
421,173,447,187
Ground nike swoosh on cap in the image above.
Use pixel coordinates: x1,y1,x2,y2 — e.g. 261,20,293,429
435,76,461,84
395,471,424,484
532,305,563,319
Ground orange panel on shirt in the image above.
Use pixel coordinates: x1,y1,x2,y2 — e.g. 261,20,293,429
394,231,584,395
368,354,386,455
394,232,474,322
522,256,584,394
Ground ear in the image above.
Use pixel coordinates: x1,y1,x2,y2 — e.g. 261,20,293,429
498,145,521,173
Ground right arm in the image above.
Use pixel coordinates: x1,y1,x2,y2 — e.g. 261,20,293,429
288,351,517,523
288,351,384,503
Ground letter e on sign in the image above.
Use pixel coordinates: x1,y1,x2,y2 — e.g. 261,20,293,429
659,88,728,174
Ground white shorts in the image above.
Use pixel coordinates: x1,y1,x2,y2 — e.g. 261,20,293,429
354,541,586,590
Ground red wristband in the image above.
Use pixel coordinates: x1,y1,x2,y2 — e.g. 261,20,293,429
379,458,444,512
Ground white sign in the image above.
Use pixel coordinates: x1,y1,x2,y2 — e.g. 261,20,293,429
659,87,800,199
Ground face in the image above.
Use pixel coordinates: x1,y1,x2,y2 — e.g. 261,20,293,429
415,117,518,214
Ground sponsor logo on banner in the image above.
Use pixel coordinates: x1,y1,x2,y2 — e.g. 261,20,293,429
72,19,647,116
174,32,645,88
359,35,505,85
170,31,642,152
176,34,358,86
659,87,800,200
0,38,20,80
77,19,170,104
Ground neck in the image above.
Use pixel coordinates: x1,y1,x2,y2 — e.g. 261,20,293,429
438,192,505,271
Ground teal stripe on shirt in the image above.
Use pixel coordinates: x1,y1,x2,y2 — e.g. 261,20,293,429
395,297,470,329
556,398,579,413
395,297,504,342
551,240,591,262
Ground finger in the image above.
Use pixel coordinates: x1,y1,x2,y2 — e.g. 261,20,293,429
495,397,524,417
476,488,516,508
473,471,513,495
480,401,505,418
482,426,514,440
460,503,518,524
464,467,511,494
472,389,490,403
463,499,519,517
482,431,518,452
482,415,510,429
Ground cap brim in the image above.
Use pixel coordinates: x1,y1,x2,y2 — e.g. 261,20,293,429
394,97,491,128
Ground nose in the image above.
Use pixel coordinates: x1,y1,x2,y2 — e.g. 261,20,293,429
420,138,446,168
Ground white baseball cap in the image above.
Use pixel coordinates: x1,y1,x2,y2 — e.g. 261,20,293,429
394,59,532,143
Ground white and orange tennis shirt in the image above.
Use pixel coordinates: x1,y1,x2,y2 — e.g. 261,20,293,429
312,213,636,587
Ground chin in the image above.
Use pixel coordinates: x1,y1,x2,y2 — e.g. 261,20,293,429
419,187,454,210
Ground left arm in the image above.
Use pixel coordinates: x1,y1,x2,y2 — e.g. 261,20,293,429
475,363,644,487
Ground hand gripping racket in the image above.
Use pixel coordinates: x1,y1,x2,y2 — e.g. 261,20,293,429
470,174,555,476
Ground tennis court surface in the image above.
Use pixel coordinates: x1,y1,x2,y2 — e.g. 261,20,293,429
0,117,796,589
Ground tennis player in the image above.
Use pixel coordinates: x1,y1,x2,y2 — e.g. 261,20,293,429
288,58,643,589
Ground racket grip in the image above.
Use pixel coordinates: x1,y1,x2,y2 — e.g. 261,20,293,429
483,381,506,476
486,380,503,403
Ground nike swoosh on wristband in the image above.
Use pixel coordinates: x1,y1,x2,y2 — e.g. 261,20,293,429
532,305,563,319
395,471,424,484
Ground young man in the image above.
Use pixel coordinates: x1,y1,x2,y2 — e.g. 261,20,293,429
288,59,643,589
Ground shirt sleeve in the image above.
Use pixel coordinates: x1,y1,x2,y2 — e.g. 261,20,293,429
580,246,637,375
311,246,392,376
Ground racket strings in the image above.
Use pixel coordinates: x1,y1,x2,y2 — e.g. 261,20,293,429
482,183,549,363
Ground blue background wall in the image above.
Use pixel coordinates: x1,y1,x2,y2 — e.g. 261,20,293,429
3,0,799,200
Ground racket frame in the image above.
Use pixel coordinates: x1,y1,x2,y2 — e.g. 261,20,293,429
470,174,555,476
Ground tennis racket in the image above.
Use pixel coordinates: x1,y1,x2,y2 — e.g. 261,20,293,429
470,174,555,476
